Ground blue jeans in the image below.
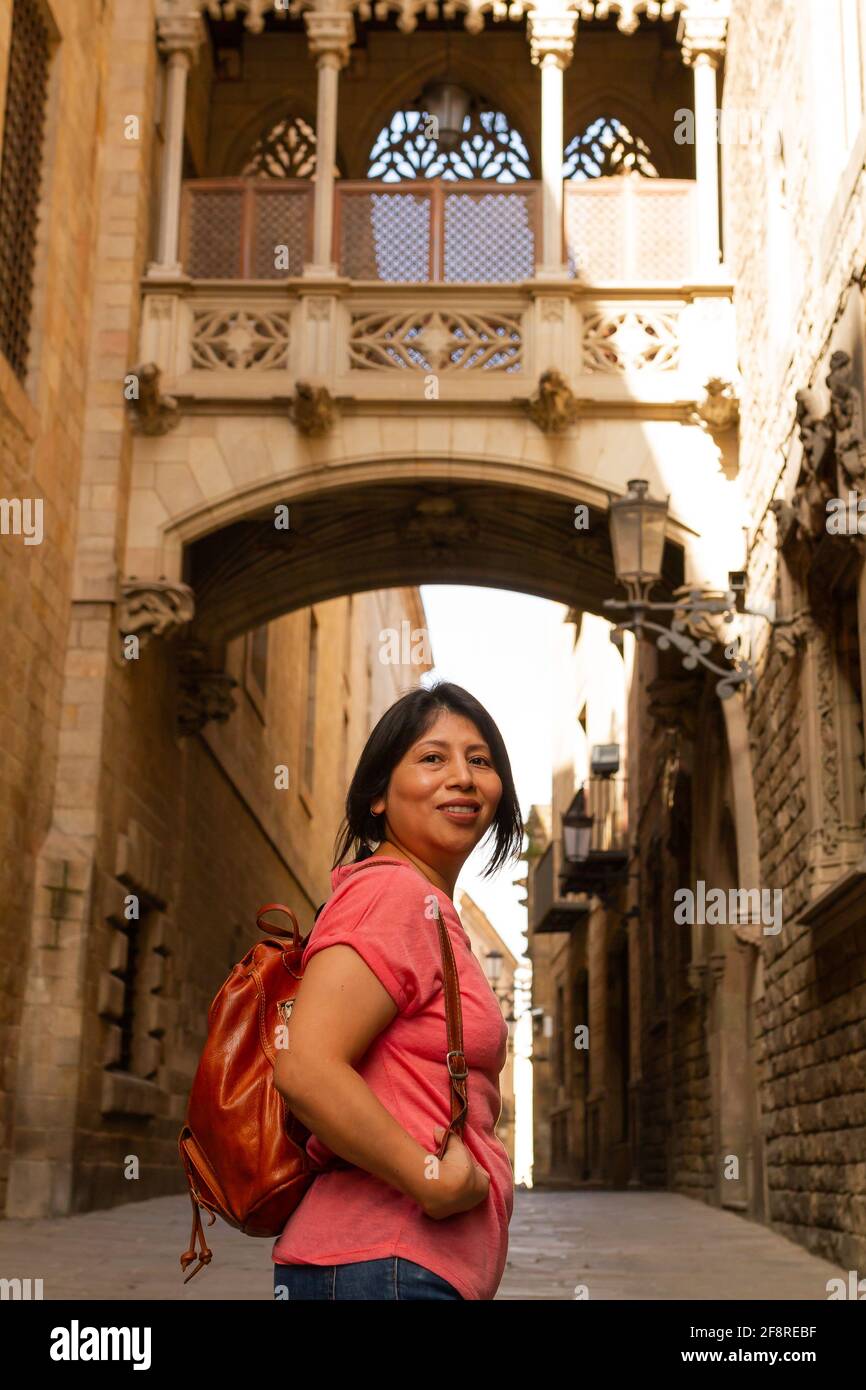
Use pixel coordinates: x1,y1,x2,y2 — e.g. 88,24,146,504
273,1256,463,1301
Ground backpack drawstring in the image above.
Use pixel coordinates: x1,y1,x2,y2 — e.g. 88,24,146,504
180,1187,215,1283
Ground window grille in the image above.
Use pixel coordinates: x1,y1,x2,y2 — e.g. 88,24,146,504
368,106,533,182
241,114,332,179
564,116,659,181
0,0,51,379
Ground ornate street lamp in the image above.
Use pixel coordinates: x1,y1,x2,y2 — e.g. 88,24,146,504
604,478,760,700
484,947,503,986
608,479,668,602
562,788,593,864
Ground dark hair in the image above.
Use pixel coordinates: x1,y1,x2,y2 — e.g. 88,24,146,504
333,681,523,878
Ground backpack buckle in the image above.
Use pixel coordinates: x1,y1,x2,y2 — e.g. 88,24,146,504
447,1049,467,1079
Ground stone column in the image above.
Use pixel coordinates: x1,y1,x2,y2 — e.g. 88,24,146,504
527,11,577,278
146,12,206,279
304,11,355,277
678,12,727,274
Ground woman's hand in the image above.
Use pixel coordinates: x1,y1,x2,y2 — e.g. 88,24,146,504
420,1126,491,1220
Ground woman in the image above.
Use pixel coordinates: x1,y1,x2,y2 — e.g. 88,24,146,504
272,681,522,1301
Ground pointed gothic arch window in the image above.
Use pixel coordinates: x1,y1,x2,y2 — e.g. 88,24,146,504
564,115,659,180
240,114,339,178
367,104,533,182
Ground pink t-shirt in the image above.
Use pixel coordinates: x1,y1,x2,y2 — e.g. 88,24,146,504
271,856,514,1301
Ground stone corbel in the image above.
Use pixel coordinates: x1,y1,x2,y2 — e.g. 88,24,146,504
119,579,195,647
127,362,181,435
526,368,582,433
177,643,238,736
290,381,339,436
691,377,739,434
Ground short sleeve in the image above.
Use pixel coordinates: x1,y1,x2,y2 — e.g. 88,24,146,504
301,866,444,1017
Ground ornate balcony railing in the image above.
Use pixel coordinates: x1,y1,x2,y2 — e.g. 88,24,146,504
335,180,540,283
179,176,700,285
181,179,315,279
137,276,735,407
564,177,698,283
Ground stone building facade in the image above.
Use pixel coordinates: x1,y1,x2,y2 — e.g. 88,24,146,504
526,0,866,1273
0,0,431,1223
2,0,864,1273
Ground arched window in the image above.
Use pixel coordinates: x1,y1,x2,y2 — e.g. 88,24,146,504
563,115,659,180
367,104,533,182
240,115,338,178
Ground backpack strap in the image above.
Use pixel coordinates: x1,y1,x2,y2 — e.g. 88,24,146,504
336,858,468,1159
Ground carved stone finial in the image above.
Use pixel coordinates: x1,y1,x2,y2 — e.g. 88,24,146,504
693,377,739,433
127,362,181,436
526,369,581,434
119,579,195,646
177,644,238,737
291,381,338,437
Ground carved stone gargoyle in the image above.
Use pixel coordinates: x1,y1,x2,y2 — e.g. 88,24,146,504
526,369,581,434
127,362,181,436
176,643,238,737
291,381,339,437
770,349,866,620
119,578,195,648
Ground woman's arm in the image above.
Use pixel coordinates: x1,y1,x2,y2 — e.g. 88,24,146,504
273,945,487,1218
274,945,439,1211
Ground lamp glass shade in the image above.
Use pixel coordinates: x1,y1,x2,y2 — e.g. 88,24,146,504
485,948,503,984
562,787,592,863
420,82,471,152
609,478,668,588
563,819,592,863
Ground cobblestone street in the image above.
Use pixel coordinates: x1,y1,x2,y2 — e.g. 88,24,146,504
0,1189,846,1302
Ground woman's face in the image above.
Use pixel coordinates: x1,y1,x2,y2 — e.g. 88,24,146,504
371,709,503,869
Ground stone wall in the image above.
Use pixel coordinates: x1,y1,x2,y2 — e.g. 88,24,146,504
724,0,866,1267
0,0,112,1219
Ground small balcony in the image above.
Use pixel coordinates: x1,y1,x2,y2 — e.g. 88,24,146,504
139,176,732,409
560,777,629,900
531,839,591,936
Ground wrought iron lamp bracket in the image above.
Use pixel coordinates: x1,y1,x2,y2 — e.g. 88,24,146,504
603,587,762,700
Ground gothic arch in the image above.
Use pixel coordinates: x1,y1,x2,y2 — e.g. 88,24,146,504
340,52,540,178
565,92,680,180
216,97,346,178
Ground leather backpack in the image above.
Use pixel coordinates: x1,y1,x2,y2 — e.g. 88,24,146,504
177,860,468,1282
